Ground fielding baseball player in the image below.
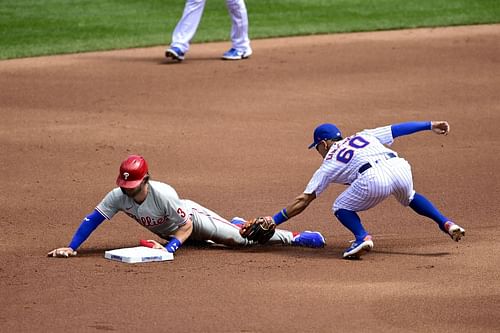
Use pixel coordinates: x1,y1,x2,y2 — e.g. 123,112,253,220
165,0,252,61
240,121,465,259
48,155,325,258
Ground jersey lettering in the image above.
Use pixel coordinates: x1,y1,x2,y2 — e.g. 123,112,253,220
336,148,354,163
177,208,186,218
125,212,165,227
335,136,370,164
349,136,370,149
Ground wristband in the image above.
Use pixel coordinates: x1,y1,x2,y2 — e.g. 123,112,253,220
165,237,182,253
272,208,289,225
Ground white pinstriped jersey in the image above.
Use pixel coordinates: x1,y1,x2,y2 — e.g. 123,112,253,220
305,125,397,197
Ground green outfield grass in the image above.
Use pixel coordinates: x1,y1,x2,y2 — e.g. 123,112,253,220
1,0,499,59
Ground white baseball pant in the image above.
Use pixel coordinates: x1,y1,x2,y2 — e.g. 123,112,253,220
333,157,416,213
170,0,251,53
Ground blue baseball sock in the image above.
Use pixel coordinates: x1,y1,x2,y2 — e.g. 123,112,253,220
409,192,448,231
334,209,368,240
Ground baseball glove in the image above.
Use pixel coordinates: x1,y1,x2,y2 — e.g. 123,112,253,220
240,216,276,244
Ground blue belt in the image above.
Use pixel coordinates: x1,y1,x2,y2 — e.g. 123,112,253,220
358,153,397,174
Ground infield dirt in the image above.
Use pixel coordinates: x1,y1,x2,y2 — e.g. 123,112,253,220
1,24,499,332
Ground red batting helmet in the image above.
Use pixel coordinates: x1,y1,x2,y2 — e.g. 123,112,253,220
116,155,149,188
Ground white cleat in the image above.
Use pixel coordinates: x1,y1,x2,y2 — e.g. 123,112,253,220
221,48,252,60
343,235,373,259
444,221,465,242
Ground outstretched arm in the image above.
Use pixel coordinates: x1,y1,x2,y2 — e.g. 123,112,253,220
391,121,449,139
240,193,316,244
272,192,317,225
239,192,317,243
47,209,106,258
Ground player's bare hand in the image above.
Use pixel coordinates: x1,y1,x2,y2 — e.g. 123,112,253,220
431,121,450,135
146,239,168,251
47,247,77,258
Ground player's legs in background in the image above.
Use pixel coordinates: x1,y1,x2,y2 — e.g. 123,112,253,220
169,0,207,53
224,0,252,54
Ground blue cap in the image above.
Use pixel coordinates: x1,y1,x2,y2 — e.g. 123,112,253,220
308,123,342,149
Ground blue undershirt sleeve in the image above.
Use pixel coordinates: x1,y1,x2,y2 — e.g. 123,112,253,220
68,209,106,250
391,121,432,139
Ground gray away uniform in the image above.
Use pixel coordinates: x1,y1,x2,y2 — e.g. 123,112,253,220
96,181,294,246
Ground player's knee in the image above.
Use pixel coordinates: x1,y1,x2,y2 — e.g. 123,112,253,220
401,198,412,207
399,190,415,207
332,202,343,214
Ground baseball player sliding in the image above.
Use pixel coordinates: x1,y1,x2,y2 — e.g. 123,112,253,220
165,0,252,61
240,121,465,259
48,155,325,258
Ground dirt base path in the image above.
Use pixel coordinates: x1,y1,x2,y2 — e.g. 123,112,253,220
1,24,499,332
